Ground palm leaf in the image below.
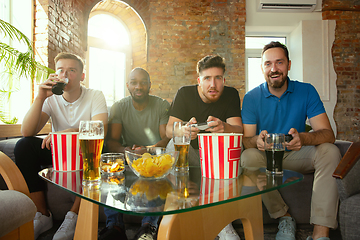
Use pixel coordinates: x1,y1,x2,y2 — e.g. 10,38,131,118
0,19,54,123
0,19,54,82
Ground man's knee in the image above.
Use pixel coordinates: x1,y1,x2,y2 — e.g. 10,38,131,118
241,148,266,167
315,143,341,167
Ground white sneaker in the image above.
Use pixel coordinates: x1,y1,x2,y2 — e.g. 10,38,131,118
52,211,78,240
218,223,240,240
34,211,53,239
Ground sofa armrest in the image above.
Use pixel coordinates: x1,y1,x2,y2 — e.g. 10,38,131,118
333,142,360,201
333,142,360,179
0,151,31,197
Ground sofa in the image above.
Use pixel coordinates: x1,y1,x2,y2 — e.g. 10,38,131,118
0,130,353,235
332,142,360,240
0,151,37,240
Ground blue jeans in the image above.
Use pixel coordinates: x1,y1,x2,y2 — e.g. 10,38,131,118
104,208,160,229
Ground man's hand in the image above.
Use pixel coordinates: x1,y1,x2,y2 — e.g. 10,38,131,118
37,74,60,100
41,133,52,150
285,128,302,151
256,130,268,151
188,117,200,140
206,116,225,133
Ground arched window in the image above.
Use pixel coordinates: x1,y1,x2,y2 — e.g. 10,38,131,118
87,13,132,108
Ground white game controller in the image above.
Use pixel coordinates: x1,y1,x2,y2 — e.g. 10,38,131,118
191,121,215,131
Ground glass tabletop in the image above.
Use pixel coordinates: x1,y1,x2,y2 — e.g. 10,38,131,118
38,166,303,216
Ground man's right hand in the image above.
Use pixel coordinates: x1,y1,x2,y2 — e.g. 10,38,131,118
188,117,200,140
37,73,59,100
256,130,268,151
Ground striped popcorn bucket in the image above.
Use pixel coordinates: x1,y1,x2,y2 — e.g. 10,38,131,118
52,170,83,193
199,176,241,205
51,132,83,171
198,133,242,179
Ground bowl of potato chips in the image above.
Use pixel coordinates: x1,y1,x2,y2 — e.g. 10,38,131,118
125,147,179,179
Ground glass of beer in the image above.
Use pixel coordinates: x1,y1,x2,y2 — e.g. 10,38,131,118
79,120,104,185
173,122,191,172
265,133,285,175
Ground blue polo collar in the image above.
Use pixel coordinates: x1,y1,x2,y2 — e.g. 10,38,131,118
262,77,294,98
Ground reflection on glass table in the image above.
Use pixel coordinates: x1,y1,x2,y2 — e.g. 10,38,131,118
38,166,303,240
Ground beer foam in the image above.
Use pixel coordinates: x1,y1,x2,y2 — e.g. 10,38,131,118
79,135,104,140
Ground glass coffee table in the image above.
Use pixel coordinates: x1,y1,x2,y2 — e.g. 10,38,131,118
39,166,303,240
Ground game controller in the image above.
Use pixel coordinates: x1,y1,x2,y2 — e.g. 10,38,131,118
191,121,215,131
285,134,293,142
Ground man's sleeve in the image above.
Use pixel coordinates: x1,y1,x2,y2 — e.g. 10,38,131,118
168,87,187,120
159,99,170,125
306,84,326,119
227,88,241,118
241,92,257,125
42,98,52,117
90,90,108,118
109,102,122,124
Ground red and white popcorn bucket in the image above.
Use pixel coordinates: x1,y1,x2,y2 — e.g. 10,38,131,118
198,133,242,179
199,176,241,205
51,132,83,171
52,170,83,193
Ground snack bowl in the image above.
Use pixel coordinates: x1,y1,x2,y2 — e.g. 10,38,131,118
125,147,179,179
125,178,174,212
101,153,125,176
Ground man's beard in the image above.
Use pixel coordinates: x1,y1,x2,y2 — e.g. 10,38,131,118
266,72,287,88
131,90,149,103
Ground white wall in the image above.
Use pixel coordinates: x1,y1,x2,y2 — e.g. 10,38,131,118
245,0,338,135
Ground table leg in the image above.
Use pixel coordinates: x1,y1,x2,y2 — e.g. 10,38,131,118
158,194,263,240
73,199,99,240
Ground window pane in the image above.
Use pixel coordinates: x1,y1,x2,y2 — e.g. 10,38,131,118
88,14,129,46
89,47,126,107
246,37,286,49
247,57,265,92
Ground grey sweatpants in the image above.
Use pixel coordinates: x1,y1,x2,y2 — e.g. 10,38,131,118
241,143,341,229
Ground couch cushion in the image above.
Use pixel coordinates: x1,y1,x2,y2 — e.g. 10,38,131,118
0,137,21,162
0,190,37,237
339,194,360,240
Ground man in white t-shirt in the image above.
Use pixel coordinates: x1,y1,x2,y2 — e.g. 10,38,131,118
14,53,108,240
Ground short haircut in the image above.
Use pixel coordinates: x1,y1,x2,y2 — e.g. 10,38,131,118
262,41,290,62
129,67,150,82
197,55,226,75
54,53,84,72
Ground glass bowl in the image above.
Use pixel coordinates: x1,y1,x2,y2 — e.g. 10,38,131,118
125,178,174,212
125,147,179,179
101,153,125,176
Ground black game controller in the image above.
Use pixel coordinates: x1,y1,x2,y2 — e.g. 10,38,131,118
285,134,293,142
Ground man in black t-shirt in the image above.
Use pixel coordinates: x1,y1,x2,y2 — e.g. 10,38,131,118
166,55,243,149
165,55,243,240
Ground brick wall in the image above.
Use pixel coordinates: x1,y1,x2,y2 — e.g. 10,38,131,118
34,0,246,104
34,0,359,141
322,0,360,142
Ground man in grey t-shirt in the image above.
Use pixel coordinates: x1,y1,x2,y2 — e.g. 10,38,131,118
99,68,170,240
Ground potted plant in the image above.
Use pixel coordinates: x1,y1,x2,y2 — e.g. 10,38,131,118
0,19,53,123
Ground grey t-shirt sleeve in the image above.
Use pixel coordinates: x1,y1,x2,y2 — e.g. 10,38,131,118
159,99,170,125
109,101,123,124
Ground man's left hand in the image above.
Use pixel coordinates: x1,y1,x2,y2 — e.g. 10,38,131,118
285,128,302,151
206,116,225,133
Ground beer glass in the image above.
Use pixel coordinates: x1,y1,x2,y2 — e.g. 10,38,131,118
265,133,285,175
79,120,104,185
173,122,191,172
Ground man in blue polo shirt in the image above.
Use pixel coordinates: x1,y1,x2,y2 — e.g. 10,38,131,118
241,41,341,240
